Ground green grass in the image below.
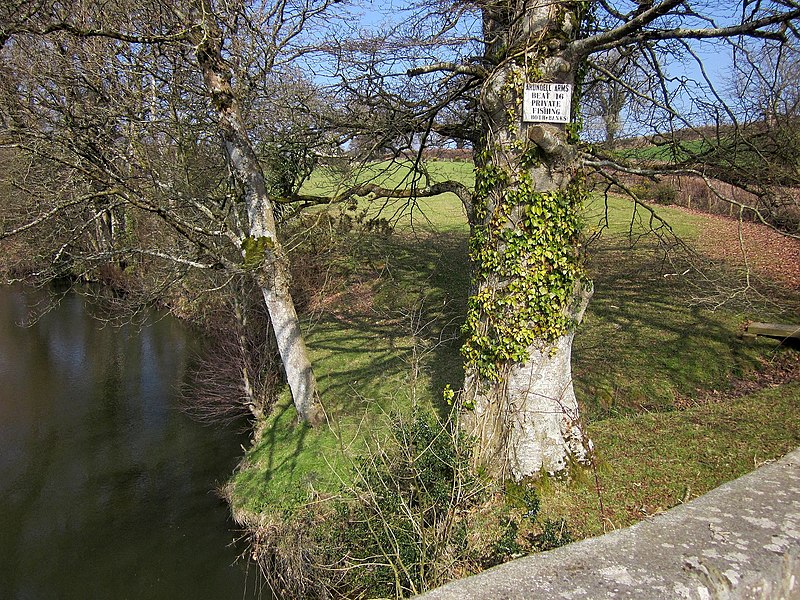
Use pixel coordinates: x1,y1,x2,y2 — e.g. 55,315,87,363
229,159,800,528
229,229,470,515
576,245,785,419
612,130,799,183
300,159,472,232
614,139,711,163
584,193,704,241
538,382,800,538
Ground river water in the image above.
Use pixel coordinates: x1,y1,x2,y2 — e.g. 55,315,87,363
0,287,261,599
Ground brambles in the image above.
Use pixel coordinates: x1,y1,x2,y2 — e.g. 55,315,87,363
316,410,481,598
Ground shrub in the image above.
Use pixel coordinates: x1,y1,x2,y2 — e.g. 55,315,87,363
650,181,677,205
248,410,576,599
317,410,483,598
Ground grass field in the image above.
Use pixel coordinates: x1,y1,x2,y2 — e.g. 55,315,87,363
614,139,712,163
229,160,800,541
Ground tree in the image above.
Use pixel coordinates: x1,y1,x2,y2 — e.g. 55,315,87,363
192,0,326,425
0,0,341,425
329,0,800,479
732,40,800,126
581,48,651,146
725,40,800,228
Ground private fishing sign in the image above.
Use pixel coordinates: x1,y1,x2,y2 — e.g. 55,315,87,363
523,83,572,123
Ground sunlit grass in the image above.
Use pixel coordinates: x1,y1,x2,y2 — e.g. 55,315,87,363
614,138,712,163
230,159,800,527
538,382,800,538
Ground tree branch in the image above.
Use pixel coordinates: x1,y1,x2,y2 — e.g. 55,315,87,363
572,0,685,57
573,2,799,57
407,62,485,77
283,179,473,214
583,155,800,240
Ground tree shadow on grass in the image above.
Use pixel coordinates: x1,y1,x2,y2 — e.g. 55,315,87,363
244,223,800,508
251,398,312,492
302,229,470,421
300,224,781,429
293,209,800,432
574,236,800,422
240,229,471,503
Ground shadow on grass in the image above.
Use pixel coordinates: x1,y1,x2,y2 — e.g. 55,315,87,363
254,399,310,489
303,230,470,420
575,236,800,422
234,204,800,513
302,224,799,427
231,229,472,511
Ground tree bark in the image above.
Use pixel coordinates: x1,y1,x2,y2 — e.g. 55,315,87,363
464,283,592,478
461,0,591,479
193,3,323,426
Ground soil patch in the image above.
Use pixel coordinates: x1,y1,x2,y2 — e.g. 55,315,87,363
687,208,800,290
675,349,800,409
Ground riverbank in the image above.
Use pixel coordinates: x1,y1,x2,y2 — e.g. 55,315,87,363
224,181,800,597
6,161,797,597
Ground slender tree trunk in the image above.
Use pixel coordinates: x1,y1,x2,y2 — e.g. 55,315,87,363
605,112,621,148
461,1,592,479
193,4,323,426
232,296,262,420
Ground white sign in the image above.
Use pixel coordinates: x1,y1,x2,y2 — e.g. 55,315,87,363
523,83,572,123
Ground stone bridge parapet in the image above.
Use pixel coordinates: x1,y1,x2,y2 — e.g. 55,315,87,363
417,448,800,599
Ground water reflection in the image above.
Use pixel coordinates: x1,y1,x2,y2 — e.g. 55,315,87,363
0,288,261,599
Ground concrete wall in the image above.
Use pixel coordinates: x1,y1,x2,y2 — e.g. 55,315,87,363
417,448,800,599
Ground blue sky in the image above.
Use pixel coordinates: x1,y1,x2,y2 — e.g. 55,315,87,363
303,0,771,138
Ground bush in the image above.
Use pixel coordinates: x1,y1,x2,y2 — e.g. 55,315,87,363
248,410,576,599
316,410,483,598
628,179,677,205
650,181,677,205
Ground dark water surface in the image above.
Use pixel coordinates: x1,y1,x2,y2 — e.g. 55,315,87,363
0,287,261,599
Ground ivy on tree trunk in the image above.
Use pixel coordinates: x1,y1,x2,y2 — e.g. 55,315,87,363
460,0,593,479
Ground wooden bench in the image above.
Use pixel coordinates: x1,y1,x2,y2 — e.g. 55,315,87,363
743,322,800,342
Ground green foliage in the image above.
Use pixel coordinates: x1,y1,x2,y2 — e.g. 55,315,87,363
491,519,521,560
442,384,455,405
472,161,507,222
520,145,546,168
308,411,578,597
530,518,573,551
315,411,482,598
487,484,573,566
505,481,542,520
463,167,587,381
628,179,677,205
260,141,318,200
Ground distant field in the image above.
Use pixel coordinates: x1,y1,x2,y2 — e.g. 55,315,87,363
614,138,712,163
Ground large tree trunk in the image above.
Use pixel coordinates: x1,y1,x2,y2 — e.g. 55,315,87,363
194,4,323,426
461,0,591,479
463,284,592,479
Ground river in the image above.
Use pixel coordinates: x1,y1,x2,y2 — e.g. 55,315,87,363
0,287,261,599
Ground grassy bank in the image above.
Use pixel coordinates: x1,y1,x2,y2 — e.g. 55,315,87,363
542,381,800,538
227,160,800,591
